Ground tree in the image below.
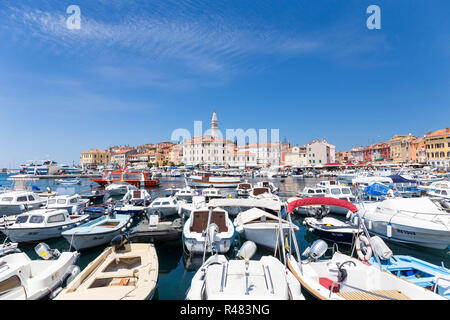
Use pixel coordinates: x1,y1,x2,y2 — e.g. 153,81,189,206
169,162,175,167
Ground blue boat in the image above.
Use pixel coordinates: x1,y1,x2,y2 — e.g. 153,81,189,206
368,255,450,299
62,214,132,250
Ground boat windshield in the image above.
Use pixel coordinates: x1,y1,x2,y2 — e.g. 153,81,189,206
29,215,44,223
342,188,351,195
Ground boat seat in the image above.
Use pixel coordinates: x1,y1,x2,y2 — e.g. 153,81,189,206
190,211,228,233
336,290,411,300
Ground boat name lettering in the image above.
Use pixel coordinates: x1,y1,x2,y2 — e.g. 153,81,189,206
396,229,416,235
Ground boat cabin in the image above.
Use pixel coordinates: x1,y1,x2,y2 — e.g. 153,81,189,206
252,187,271,196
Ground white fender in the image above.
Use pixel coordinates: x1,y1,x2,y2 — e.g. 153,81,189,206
387,223,392,238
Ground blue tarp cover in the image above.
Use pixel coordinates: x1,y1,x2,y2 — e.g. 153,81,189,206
364,182,390,196
388,174,416,184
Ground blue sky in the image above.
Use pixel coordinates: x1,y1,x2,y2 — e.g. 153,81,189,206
0,0,449,168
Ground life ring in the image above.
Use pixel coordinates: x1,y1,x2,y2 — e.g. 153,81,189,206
355,235,372,261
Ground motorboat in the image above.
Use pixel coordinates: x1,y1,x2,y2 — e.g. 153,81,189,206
0,243,80,300
322,185,357,215
287,186,327,216
0,208,90,243
45,194,89,213
186,241,304,300
366,237,450,299
81,205,107,220
62,213,132,250
105,182,137,196
254,181,278,194
235,182,252,197
285,197,445,300
80,189,105,205
177,196,206,218
185,173,240,188
207,198,282,218
0,240,20,257
55,179,81,185
426,182,450,204
234,207,299,251
175,186,197,202
302,206,362,245
0,191,45,216
183,207,235,254
113,189,151,218
356,197,450,250
201,187,224,201
55,237,158,300
129,214,183,243
147,196,179,217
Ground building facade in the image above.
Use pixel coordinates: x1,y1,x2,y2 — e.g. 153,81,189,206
284,146,308,167
306,139,336,166
80,149,111,169
425,128,450,168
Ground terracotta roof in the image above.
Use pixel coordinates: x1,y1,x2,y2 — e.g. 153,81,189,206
113,149,133,154
425,128,450,138
82,149,108,154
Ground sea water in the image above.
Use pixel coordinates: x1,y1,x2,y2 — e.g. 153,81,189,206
0,172,448,300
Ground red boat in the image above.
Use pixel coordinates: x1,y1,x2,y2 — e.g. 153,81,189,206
89,168,160,188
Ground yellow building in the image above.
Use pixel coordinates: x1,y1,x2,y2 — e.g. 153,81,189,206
425,128,450,168
387,134,416,164
80,149,111,169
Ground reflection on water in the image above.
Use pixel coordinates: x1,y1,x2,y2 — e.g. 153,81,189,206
0,174,449,300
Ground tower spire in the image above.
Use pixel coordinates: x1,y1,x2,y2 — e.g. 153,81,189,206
211,111,218,138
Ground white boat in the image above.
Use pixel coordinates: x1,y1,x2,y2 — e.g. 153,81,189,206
55,239,158,300
147,196,179,217
254,181,279,194
351,176,393,187
426,181,450,204
183,207,235,254
201,187,224,201
285,197,445,300
322,185,357,215
105,182,137,196
0,191,45,216
0,243,80,300
55,179,81,185
234,208,299,251
357,198,450,250
114,189,151,218
45,194,89,213
164,186,180,197
235,182,252,197
62,214,132,250
177,196,206,218
0,209,90,243
186,241,304,300
186,173,240,188
175,186,197,202
288,186,327,216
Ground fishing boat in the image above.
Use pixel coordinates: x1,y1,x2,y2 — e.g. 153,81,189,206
183,207,235,254
0,191,45,216
81,205,107,220
55,179,81,185
322,185,357,215
113,189,151,218
356,197,450,250
0,243,80,300
54,237,158,300
185,173,240,188
45,194,89,213
105,182,137,196
0,208,90,243
285,197,445,300
164,186,180,197
174,186,198,202
186,241,304,300
147,196,179,217
254,181,279,194
201,187,224,201
90,168,160,188
177,195,206,218
80,189,105,205
129,214,183,243
62,214,132,250
287,186,327,216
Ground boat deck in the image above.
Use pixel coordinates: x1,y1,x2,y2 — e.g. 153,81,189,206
337,289,411,300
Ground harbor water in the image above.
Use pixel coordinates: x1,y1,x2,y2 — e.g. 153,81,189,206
0,173,449,300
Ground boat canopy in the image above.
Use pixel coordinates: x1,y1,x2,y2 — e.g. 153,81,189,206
388,174,416,184
287,197,358,214
208,198,281,212
363,182,390,196
234,208,286,225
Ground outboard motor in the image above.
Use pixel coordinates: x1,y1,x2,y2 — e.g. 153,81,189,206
110,234,128,251
302,240,328,261
35,243,61,260
207,223,219,251
314,206,325,220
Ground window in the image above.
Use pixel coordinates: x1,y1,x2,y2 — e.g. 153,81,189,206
29,215,44,223
1,197,13,202
27,195,35,201
57,199,67,204
330,188,341,195
47,199,56,205
162,202,170,205
153,202,161,206
70,198,78,204
15,215,29,224
16,196,27,202
342,188,351,194
47,214,66,223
